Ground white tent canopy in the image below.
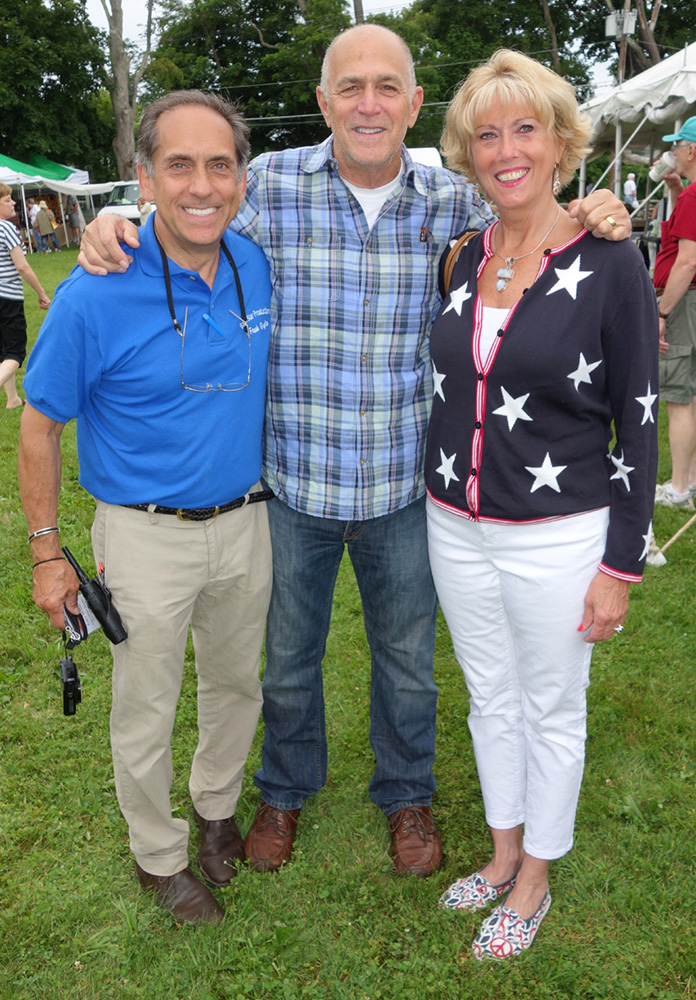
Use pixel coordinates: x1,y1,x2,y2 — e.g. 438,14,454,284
582,41,696,161
0,160,119,252
35,178,116,196
578,41,696,202
0,167,114,196
0,165,89,188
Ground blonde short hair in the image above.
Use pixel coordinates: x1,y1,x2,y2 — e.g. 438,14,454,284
0,183,12,198
441,49,592,188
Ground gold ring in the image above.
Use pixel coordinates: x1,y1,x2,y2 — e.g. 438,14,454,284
605,215,617,229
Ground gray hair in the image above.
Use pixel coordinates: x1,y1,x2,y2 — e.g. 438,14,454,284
319,25,417,99
137,91,250,180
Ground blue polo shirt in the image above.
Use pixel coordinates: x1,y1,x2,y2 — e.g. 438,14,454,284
24,219,271,507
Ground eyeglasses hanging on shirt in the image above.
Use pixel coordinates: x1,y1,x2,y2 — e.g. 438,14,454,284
155,232,251,392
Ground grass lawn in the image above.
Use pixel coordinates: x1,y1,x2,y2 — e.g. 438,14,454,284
0,249,694,999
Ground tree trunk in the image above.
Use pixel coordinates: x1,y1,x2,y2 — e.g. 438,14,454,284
100,0,154,179
538,0,560,68
634,0,662,65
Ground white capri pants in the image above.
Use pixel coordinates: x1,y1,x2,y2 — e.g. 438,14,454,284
427,501,609,860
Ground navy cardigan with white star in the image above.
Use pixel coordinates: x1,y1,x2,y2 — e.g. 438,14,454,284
425,226,659,582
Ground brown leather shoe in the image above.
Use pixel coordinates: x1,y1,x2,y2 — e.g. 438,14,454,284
244,801,300,872
135,862,223,923
389,806,443,878
193,806,245,887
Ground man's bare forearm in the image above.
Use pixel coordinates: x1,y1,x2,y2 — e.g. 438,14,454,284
18,405,80,626
657,249,696,316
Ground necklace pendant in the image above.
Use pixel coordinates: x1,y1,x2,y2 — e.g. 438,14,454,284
496,265,514,292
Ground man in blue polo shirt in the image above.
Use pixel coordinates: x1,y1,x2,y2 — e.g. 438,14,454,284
18,92,272,924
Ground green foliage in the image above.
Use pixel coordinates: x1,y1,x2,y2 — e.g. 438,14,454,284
0,0,109,174
369,0,593,149
145,0,350,153
568,0,696,81
1,250,695,997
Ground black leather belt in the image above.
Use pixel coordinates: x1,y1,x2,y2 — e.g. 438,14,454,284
121,489,274,521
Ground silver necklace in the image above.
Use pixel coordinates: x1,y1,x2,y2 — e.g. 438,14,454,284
491,205,561,292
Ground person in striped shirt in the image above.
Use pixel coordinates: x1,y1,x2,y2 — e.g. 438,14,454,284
0,184,50,408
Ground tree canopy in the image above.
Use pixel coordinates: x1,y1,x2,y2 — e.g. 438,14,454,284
145,0,351,151
0,0,110,175
4,0,696,180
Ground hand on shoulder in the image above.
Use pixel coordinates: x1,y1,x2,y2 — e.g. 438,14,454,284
77,216,140,275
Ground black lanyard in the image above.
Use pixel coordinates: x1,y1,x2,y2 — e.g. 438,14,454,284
154,229,248,336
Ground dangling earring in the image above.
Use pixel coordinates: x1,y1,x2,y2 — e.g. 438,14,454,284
553,163,562,196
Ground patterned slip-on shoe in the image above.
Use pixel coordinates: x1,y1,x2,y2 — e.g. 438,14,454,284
472,889,551,960
439,867,518,912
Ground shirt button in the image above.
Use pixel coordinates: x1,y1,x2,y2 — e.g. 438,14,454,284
477,373,484,381
497,329,504,337
475,421,482,429
364,298,369,306
361,355,367,363
471,468,477,476
307,237,313,246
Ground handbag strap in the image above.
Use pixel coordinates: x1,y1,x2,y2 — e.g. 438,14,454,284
442,229,480,295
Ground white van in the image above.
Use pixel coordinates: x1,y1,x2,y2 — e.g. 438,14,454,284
97,181,146,225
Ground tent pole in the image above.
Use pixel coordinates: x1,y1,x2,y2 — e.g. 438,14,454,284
578,158,587,199
591,112,650,190
19,184,34,254
58,192,69,248
614,121,623,200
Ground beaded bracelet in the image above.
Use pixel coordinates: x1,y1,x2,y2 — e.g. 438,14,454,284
28,526,59,543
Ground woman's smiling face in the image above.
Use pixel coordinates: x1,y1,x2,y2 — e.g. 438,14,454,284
471,100,564,212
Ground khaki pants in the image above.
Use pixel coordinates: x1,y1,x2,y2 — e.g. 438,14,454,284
91,498,272,876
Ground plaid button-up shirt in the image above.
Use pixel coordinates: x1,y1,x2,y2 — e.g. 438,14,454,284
233,137,494,521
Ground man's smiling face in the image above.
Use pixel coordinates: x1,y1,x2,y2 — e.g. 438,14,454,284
138,104,246,269
316,27,423,189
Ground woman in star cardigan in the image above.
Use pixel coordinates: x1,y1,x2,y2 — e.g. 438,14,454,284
424,50,658,959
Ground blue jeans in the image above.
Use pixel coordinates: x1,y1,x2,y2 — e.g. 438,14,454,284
254,496,439,815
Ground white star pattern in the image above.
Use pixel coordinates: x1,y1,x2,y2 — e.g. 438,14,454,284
635,382,658,425
432,361,446,402
640,520,653,562
525,453,567,493
443,280,472,316
436,449,460,489
493,386,533,431
546,255,593,300
609,448,635,491
567,353,602,391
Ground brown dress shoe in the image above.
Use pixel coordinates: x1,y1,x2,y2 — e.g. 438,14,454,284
135,862,223,923
193,806,245,887
244,801,300,872
389,806,443,878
